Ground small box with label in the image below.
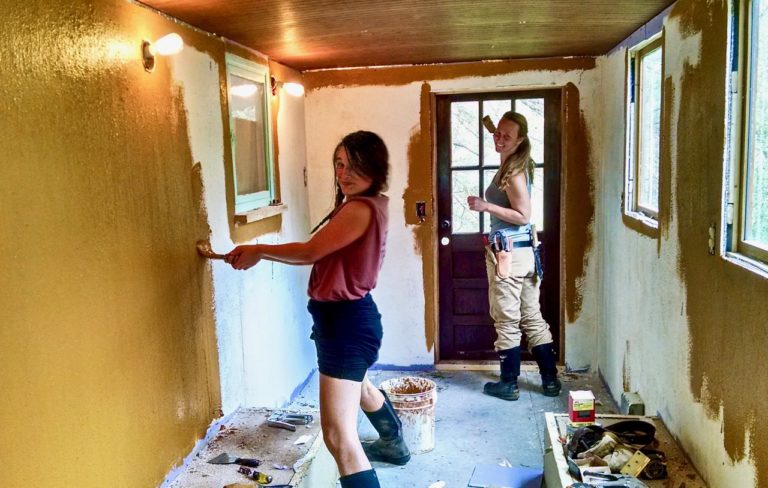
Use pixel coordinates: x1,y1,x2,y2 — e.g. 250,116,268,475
568,390,595,426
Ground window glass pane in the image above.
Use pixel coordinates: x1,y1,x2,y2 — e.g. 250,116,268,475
452,170,480,233
638,47,662,213
482,100,512,166
229,73,267,197
451,102,479,167
746,0,768,247
516,99,545,165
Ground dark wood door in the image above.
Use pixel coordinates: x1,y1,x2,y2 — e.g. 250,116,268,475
437,90,562,361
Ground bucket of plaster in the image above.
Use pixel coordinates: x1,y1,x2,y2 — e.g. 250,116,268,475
379,376,437,454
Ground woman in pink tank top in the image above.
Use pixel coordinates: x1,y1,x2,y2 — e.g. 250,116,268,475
225,131,408,488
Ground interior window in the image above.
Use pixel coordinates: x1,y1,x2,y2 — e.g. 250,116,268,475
225,54,275,214
625,35,663,224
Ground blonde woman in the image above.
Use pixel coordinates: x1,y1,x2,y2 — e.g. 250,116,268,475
467,111,561,401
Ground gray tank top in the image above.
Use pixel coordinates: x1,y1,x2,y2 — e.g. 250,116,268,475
485,170,531,240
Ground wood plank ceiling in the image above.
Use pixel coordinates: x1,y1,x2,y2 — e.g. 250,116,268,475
141,0,674,71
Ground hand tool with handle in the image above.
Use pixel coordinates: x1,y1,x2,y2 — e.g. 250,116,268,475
207,453,261,468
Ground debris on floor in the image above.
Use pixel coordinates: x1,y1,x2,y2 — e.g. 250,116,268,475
467,463,544,488
166,407,322,488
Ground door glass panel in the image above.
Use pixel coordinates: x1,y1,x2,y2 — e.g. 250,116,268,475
531,167,545,231
515,98,545,165
482,100,512,166
451,102,479,167
482,169,496,233
452,170,480,233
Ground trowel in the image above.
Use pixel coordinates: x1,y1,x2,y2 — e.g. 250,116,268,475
207,453,261,468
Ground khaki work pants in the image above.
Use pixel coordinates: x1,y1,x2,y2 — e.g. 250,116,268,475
485,246,553,351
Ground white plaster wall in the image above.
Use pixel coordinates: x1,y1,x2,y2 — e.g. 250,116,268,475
239,87,316,408
171,48,315,412
595,14,756,486
305,68,603,368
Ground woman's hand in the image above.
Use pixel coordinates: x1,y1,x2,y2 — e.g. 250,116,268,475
225,245,262,270
467,195,488,212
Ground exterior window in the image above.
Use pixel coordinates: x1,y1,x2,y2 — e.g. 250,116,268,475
225,54,275,214
731,0,768,264
626,35,663,222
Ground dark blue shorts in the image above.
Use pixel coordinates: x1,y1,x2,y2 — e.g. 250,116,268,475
308,293,383,382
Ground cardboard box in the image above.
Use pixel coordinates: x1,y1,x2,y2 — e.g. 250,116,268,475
568,390,595,426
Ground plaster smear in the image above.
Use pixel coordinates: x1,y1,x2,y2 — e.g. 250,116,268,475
169,46,247,414
669,0,766,484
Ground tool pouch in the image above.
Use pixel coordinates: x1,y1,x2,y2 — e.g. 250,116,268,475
533,245,544,280
490,231,511,279
530,226,544,280
495,250,511,279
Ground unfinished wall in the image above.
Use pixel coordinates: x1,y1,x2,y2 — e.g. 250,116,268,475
0,1,314,487
597,0,764,485
303,59,602,369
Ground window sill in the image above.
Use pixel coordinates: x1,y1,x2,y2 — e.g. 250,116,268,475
723,252,768,279
622,210,659,238
234,202,287,226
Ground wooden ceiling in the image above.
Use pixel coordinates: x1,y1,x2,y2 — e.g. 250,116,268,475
141,0,674,71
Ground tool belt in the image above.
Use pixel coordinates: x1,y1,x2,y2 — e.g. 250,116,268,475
485,226,543,280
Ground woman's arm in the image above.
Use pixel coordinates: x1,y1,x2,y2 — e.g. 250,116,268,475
466,171,531,226
226,201,373,270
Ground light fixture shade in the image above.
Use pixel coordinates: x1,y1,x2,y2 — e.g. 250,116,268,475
154,33,184,56
282,82,305,97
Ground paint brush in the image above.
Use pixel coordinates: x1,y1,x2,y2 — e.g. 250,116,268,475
196,239,227,260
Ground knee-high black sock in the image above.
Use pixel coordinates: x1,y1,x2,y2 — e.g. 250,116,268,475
339,469,380,488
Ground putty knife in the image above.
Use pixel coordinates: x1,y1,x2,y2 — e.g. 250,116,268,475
207,453,261,467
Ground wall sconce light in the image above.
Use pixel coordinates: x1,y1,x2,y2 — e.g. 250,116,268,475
270,76,305,97
142,33,184,72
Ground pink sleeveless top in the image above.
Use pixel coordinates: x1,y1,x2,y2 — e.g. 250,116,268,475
308,195,389,301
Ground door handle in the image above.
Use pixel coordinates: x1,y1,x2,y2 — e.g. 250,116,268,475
441,219,451,229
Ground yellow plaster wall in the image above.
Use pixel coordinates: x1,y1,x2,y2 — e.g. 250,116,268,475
0,1,225,486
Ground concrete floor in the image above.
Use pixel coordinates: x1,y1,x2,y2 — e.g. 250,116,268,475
343,368,618,487
167,367,618,487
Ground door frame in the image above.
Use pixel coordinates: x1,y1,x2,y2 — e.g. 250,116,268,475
432,87,565,365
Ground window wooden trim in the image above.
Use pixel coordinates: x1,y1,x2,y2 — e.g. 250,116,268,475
224,53,276,217
621,30,664,238
733,0,768,265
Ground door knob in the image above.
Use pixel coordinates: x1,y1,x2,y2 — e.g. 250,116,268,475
441,219,451,229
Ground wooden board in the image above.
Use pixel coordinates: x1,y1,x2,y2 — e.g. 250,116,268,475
543,413,708,488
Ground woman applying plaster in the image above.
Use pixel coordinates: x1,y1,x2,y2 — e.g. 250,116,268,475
225,131,409,488
466,112,561,401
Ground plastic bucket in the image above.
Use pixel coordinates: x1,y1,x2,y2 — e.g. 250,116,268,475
379,376,437,454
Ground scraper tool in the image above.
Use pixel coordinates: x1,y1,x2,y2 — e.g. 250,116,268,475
207,453,261,467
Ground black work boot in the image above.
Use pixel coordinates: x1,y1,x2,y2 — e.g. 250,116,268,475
362,389,411,465
483,347,521,401
532,343,561,397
